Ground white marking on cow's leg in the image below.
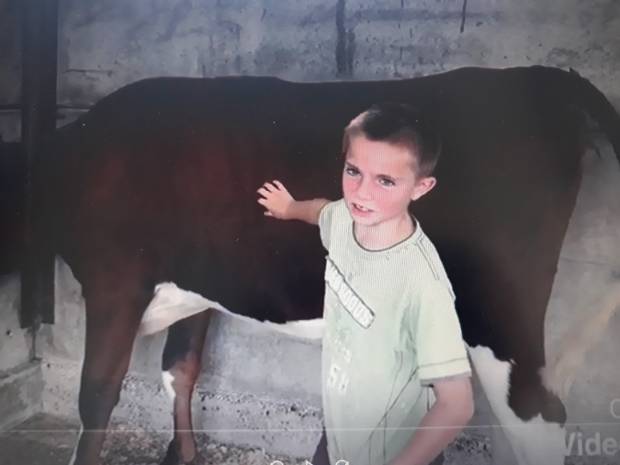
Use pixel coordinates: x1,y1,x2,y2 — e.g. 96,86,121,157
162,370,176,401
509,414,566,465
67,426,83,465
467,344,519,465
467,344,566,465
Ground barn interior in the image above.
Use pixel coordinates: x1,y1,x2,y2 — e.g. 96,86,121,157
1,1,619,465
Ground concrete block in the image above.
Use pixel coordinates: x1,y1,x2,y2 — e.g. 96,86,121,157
0,274,32,373
0,361,43,430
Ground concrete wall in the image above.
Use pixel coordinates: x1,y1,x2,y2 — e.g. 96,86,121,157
53,0,620,103
0,275,42,429
0,0,619,141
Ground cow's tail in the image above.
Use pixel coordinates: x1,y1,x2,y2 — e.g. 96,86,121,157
563,67,620,162
540,68,620,398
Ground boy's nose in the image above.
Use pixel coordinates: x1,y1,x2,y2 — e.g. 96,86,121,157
355,178,373,200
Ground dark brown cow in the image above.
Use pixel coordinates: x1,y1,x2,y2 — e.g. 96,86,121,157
19,66,620,465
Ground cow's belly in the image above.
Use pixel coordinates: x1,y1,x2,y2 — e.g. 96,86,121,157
139,281,325,339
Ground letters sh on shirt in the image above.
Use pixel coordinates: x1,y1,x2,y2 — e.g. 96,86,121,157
324,256,374,396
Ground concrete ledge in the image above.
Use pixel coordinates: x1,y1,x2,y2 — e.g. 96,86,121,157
0,361,43,430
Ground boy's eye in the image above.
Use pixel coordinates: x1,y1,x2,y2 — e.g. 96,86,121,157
345,167,359,176
379,178,395,187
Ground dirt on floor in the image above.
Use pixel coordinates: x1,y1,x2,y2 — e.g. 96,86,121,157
0,414,492,465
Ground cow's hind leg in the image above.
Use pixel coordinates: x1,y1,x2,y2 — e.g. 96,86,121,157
161,311,211,465
70,276,152,465
468,345,567,465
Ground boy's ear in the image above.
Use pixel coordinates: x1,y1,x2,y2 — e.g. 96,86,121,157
411,176,437,201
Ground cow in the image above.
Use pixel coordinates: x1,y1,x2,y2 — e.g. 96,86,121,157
13,65,620,465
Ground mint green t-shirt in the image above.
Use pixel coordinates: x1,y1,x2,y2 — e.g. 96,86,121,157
318,199,471,465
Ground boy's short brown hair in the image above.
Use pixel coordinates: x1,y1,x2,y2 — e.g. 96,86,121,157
342,102,442,178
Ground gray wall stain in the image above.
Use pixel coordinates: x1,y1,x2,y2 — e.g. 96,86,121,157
2,0,618,117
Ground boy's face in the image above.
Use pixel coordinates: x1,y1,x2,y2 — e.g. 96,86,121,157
342,134,436,228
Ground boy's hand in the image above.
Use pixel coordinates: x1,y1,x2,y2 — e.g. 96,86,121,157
257,180,295,219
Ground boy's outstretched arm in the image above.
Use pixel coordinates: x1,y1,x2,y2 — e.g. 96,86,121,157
388,377,474,465
257,180,330,225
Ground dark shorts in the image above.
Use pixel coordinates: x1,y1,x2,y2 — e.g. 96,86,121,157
310,429,331,465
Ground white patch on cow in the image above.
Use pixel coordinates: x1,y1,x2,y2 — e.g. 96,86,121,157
139,282,220,335
467,344,566,465
139,282,324,339
67,426,83,465
162,370,176,401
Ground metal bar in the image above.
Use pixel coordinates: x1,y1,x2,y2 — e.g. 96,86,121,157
20,0,59,329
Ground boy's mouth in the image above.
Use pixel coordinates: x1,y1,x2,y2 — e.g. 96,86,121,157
352,202,373,213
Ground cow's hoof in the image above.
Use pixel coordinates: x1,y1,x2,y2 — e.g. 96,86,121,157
161,441,207,465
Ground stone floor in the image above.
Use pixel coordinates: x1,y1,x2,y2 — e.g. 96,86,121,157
0,414,492,465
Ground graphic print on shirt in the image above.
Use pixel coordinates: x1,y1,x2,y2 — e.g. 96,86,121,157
324,257,376,398
324,257,375,328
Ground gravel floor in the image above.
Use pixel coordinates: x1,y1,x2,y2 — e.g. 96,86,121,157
0,414,492,465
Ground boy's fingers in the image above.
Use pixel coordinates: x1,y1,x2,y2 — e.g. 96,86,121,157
257,187,271,197
273,180,286,191
264,211,273,216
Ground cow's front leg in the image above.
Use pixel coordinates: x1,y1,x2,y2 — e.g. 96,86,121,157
69,277,151,465
161,310,211,465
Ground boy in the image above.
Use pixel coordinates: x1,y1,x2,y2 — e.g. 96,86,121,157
257,103,473,465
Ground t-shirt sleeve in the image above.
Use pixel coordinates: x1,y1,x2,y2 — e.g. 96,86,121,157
317,200,339,250
415,280,471,386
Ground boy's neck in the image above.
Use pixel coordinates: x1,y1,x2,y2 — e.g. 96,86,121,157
353,213,415,251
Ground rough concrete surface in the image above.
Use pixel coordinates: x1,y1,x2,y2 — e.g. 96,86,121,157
0,414,491,465
0,361,42,430
1,0,620,141
0,274,32,372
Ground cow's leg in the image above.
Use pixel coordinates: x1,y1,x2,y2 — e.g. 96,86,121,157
69,276,152,465
467,345,567,465
160,310,211,465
